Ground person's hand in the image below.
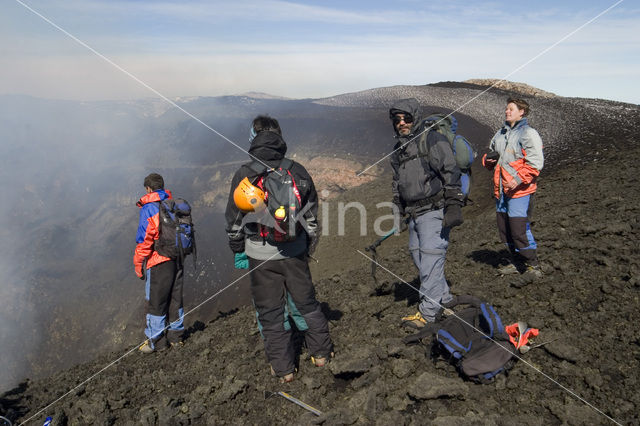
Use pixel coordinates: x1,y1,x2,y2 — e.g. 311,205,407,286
483,152,499,170
307,233,320,256
234,252,249,269
503,179,519,191
484,158,497,169
443,205,463,228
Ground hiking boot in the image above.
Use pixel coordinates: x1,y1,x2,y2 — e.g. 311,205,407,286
497,263,519,275
401,312,428,329
138,340,154,354
280,373,295,383
311,352,334,367
138,338,168,354
270,366,295,383
524,265,543,279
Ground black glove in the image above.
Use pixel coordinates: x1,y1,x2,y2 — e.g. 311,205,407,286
443,204,463,228
307,232,320,256
485,151,500,161
392,195,406,215
229,238,245,254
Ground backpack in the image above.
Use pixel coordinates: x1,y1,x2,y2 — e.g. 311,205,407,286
154,198,197,266
404,295,517,384
418,114,477,199
419,114,477,172
249,158,303,243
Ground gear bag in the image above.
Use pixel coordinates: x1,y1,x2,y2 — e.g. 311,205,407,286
417,113,477,199
249,158,303,243
154,198,197,267
404,295,516,384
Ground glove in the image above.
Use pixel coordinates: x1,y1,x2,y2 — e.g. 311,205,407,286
229,238,245,254
307,233,320,256
443,204,463,228
483,152,499,170
392,195,405,216
234,252,249,269
136,259,147,281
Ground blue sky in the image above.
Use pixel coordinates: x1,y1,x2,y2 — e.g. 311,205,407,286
1,0,638,103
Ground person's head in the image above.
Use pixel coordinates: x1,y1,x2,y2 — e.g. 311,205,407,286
143,173,164,192
505,97,529,126
391,112,414,136
250,115,281,142
389,98,420,136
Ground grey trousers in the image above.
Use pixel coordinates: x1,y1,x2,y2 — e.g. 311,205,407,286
408,209,453,321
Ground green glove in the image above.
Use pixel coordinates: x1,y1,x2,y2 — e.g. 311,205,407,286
234,252,249,269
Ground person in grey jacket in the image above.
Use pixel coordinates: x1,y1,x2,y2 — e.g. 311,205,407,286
483,98,544,278
225,115,333,383
389,98,465,328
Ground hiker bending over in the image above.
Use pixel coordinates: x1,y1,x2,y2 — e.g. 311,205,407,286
389,98,465,329
483,97,544,278
225,115,334,383
133,173,185,353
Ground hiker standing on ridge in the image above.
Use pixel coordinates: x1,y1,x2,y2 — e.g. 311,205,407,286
483,97,544,278
389,98,465,329
225,115,334,383
133,173,185,353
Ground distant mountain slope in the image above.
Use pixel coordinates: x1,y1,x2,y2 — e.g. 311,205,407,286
314,81,639,167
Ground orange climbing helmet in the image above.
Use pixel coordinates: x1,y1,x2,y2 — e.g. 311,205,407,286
233,177,266,212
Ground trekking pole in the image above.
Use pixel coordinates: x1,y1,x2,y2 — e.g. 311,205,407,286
264,390,323,416
364,217,409,284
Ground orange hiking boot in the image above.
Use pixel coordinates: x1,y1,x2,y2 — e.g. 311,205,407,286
401,312,427,329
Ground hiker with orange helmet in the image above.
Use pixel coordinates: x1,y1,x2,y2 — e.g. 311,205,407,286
224,115,333,383
483,98,544,278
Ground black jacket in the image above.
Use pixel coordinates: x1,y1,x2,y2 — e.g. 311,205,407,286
389,98,463,214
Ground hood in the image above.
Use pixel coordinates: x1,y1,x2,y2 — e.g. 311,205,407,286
506,117,529,130
137,189,172,207
248,131,288,165
389,98,422,136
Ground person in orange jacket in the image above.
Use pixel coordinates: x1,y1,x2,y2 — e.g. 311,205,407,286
134,173,184,353
483,98,544,278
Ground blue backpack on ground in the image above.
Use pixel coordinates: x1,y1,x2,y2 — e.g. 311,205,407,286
154,198,197,267
418,113,477,201
404,295,517,384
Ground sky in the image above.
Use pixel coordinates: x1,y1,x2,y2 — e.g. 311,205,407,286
1,0,639,104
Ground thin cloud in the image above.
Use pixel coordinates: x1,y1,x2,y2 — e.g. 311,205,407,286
1,0,638,103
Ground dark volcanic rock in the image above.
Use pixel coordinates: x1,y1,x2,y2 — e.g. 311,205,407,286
407,372,469,400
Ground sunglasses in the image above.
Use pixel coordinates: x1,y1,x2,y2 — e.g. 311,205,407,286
392,114,414,125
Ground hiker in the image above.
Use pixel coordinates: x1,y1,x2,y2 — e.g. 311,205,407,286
133,173,185,353
483,97,544,277
225,115,334,383
389,98,465,329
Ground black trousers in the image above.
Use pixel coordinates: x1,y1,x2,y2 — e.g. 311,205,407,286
249,254,333,376
146,260,184,344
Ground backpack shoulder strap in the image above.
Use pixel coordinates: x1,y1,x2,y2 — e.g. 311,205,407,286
479,303,505,339
402,321,440,344
443,295,483,309
278,158,294,171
